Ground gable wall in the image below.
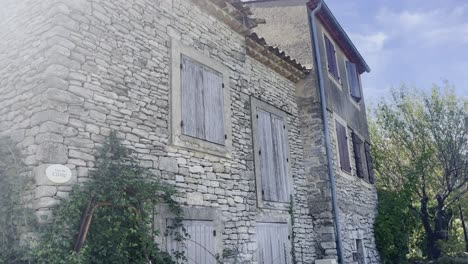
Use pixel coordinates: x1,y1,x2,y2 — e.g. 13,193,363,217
0,0,317,262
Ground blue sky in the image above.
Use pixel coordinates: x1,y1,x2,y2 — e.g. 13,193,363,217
324,0,468,103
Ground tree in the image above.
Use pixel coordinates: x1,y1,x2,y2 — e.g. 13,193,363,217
371,84,467,260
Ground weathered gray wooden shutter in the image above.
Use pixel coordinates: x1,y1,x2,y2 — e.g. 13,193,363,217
202,66,225,145
181,55,205,139
335,120,351,173
257,109,277,201
365,143,375,184
271,114,290,202
346,61,361,101
352,132,364,178
256,222,290,264
167,220,216,264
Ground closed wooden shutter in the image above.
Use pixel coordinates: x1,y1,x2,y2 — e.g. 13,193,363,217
325,35,339,80
167,220,216,264
256,222,290,264
346,61,361,101
181,55,205,139
258,109,277,201
257,109,290,202
271,114,290,202
335,120,351,173
180,55,225,145
352,132,364,178
203,66,225,145
365,143,375,184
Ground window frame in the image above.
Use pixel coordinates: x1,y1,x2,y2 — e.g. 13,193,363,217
323,32,342,88
251,97,294,210
351,130,370,182
344,59,363,109
333,113,352,176
170,39,232,158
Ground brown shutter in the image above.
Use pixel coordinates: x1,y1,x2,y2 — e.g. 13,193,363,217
346,61,361,101
202,65,225,145
365,143,375,183
325,35,339,80
352,132,364,178
335,120,351,173
181,55,205,139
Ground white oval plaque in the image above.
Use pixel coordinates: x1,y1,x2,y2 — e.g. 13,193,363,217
46,164,72,184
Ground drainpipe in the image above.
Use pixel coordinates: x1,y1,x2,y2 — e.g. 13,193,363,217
307,2,345,263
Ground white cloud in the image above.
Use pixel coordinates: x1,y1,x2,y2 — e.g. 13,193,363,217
349,32,388,53
375,6,468,47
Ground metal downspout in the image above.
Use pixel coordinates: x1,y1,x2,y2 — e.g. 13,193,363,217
307,2,345,263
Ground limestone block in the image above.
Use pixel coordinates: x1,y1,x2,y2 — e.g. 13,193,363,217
35,186,57,198
31,110,69,126
189,165,204,174
187,192,203,206
44,88,84,105
315,259,338,264
34,197,60,209
36,142,68,163
159,157,178,173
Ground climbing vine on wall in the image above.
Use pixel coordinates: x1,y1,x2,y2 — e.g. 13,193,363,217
34,132,183,264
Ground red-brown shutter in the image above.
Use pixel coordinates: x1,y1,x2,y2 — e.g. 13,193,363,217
365,143,375,184
352,132,364,178
325,35,339,80
335,120,351,173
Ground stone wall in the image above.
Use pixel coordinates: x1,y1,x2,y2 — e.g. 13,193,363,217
0,0,316,263
327,111,380,264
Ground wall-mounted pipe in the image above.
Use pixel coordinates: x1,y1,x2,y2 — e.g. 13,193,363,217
307,2,345,263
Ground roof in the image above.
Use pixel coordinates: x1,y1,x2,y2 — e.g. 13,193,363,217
192,0,308,81
307,0,371,73
247,33,308,82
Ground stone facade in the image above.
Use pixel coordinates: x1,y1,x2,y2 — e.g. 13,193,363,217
0,0,379,263
250,1,380,263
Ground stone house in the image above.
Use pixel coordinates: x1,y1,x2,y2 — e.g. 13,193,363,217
0,0,378,264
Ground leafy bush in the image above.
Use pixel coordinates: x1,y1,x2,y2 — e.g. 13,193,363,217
34,132,182,264
375,189,417,264
0,137,36,264
432,254,468,264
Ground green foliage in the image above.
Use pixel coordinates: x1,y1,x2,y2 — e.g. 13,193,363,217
370,83,468,261
34,132,182,264
375,189,417,264
432,254,468,264
0,137,36,264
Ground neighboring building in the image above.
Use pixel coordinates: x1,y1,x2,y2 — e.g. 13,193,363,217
247,0,379,263
0,0,378,264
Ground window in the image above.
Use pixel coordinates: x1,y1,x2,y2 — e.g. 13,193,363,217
256,222,290,264
335,119,351,173
252,98,291,205
181,55,225,145
364,143,375,184
352,132,375,184
170,39,232,157
353,239,367,264
352,132,368,180
325,34,339,81
346,61,362,102
166,220,217,264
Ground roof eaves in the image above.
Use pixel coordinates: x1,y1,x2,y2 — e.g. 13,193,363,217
308,0,371,73
247,33,309,82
